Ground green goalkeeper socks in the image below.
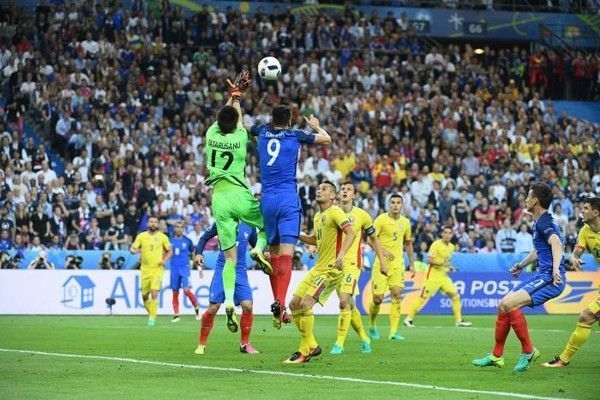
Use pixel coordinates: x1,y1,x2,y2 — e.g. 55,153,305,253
223,259,236,306
256,230,267,251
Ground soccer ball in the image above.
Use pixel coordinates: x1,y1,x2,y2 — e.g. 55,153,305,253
258,56,282,80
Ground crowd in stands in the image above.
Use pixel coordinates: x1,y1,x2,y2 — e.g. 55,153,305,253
0,1,598,269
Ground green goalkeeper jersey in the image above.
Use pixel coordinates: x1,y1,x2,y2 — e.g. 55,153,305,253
204,122,249,190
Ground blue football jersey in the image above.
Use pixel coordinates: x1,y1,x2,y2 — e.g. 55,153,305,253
170,236,193,272
532,212,566,276
252,125,315,192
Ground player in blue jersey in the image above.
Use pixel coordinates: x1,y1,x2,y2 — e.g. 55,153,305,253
473,183,567,372
193,222,259,355
169,221,200,322
249,107,331,329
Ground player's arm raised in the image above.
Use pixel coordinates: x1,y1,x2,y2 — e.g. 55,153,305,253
304,114,331,145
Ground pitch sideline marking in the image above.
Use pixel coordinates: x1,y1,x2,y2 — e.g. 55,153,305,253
0,348,575,400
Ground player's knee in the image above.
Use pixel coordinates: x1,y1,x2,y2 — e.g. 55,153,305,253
241,302,253,313
498,298,512,313
449,292,460,301
299,298,314,310
289,297,301,311
207,303,220,314
339,298,350,310
579,309,597,325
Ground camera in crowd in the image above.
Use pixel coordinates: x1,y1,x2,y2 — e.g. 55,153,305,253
0,251,22,269
27,251,55,269
99,252,115,270
65,255,84,270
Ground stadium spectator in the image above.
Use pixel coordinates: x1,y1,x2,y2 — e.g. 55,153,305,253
0,1,596,269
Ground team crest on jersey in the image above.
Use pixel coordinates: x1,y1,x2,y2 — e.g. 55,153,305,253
347,216,355,223
321,215,326,223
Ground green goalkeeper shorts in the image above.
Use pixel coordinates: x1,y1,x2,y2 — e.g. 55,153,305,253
211,185,264,251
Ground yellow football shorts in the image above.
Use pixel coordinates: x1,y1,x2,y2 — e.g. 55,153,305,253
294,268,342,305
419,270,457,299
339,264,361,296
372,260,405,296
141,268,164,295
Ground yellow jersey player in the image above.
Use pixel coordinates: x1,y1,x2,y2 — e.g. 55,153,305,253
284,181,356,364
130,215,172,326
542,196,600,367
405,226,472,327
369,194,414,341
330,182,389,355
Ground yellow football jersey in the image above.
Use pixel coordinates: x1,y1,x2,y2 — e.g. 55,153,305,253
314,205,351,272
342,206,375,269
576,224,600,264
428,239,454,276
373,213,411,263
132,231,171,270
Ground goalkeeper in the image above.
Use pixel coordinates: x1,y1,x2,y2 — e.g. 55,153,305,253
204,70,272,333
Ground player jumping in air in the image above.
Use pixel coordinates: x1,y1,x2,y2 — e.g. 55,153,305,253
473,183,567,372
169,221,200,322
404,226,471,328
130,215,172,326
369,194,415,341
194,222,259,355
284,181,355,364
204,71,272,333
541,196,599,368
330,182,389,355
249,107,331,329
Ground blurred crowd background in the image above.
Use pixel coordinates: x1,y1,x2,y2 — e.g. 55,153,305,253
0,0,598,269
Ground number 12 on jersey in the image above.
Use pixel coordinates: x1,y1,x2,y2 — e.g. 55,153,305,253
210,149,233,170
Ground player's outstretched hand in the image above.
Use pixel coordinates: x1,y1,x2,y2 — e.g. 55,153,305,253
304,114,320,130
234,70,251,92
195,254,204,268
509,262,523,277
553,270,563,286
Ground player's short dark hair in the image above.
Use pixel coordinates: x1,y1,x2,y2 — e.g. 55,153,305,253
147,214,158,221
217,105,239,134
272,105,291,127
583,197,600,213
530,183,553,209
321,180,337,193
442,225,453,233
341,181,356,193
390,193,404,202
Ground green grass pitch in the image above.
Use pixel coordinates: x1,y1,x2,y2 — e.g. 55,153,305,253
0,315,597,399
